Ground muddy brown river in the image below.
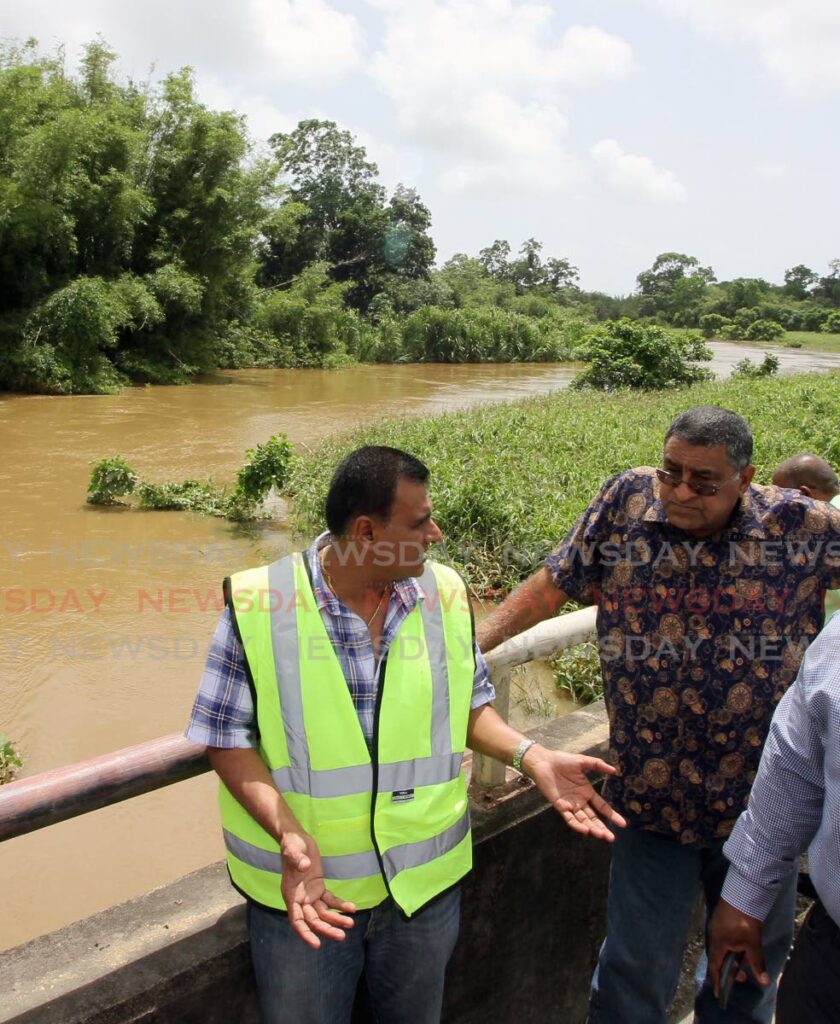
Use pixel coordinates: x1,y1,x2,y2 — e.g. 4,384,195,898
0,346,836,949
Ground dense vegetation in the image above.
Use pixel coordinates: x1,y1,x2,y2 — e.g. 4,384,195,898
285,372,840,593
0,735,23,784
3,40,840,394
87,435,293,519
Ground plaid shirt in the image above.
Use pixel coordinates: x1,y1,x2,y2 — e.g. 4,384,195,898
723,611,840,927
186,533,494,748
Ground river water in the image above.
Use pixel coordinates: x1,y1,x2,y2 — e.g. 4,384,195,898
0,346,835,949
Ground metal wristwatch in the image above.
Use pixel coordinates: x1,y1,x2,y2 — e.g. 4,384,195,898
512,737,536,776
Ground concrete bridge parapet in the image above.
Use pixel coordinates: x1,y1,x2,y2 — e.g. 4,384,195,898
1,703,613,1024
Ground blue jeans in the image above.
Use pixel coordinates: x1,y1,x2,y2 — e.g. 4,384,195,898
248,888,461,1024
588,827,797,1024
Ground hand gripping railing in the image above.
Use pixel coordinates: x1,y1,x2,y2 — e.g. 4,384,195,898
0,607,598,841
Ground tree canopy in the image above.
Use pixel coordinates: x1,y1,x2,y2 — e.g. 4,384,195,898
1,40,839,395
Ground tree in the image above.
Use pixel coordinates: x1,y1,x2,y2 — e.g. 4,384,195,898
0,39,272,392
783,264,818,301
262,120,435,311
635,252,715,324
478,238,578,295
478,240,512,280
815,259,840,307
710,278,772,318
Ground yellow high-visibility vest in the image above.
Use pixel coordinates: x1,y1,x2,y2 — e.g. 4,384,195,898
219,551,475,917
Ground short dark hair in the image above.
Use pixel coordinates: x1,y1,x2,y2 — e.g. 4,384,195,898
664,406,753,470
325,446,429,535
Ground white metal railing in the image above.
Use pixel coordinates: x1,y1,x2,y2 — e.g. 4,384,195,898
472,606,598,786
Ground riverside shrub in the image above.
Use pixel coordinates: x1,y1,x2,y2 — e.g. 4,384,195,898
571,319,712,391
400,306,573,363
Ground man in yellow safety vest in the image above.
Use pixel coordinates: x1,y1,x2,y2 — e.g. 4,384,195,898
187,445,624,1024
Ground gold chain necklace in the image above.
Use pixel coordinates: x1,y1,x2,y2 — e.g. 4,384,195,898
320,547,390,627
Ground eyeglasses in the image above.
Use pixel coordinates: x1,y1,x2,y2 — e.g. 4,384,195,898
655,468,740,497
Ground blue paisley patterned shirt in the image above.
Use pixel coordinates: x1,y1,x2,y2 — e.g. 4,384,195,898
545,468,840,844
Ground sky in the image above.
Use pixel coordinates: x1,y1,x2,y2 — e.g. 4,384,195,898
5,0,840,295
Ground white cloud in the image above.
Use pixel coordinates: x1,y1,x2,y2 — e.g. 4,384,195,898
251,0,364,81
591,139,686,204
193,74,296,144
651,0,840,94
439,96,579,191
369,1,634,190
4,0,364,86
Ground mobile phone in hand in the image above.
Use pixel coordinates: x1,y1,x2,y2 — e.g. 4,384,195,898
719,951,744,1010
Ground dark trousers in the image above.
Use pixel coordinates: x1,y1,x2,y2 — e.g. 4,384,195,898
776,899,840,1024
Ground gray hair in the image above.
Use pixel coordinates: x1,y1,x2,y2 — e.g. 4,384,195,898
664,406,753,470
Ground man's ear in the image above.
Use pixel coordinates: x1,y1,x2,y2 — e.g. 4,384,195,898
739,464,756,491
351,515,376,542
799,485,814,498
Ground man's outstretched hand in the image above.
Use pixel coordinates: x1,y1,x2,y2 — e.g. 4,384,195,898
280,831,356,948
522,746,627,842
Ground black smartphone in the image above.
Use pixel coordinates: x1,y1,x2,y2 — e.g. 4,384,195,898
718,951,744,1010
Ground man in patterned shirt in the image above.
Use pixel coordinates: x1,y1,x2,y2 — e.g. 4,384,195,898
187,445,624,1024
477,406,840,1023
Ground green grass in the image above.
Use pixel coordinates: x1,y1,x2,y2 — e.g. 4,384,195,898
285,371,840,594
671,327,840,354
780,331,840,353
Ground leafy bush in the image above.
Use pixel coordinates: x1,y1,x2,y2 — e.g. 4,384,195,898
225,434,297,517
0,735,23,784
551,643,603,704
571,319,713,391
743,319,785,342
400,305,574,363
732,354,780,378
87,434,293,520
87,456,138,504
254,264,361,368
137,479,226,515
822,311,840,333
699,313,730,338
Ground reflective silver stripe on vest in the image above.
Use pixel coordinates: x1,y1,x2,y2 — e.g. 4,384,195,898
268,555,310,773
381,806,470,880
262,555,461,801
417,565,452,758
271,753,461,797
378,752,462,792
271,762,373,798
224,830,381,879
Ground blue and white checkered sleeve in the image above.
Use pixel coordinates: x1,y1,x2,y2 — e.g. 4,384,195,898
470,641,496,709
722,672,825,920
184,607,258,749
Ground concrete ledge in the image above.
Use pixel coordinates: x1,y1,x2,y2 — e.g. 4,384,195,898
1,704,612,1024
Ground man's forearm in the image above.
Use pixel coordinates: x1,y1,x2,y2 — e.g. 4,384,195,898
476,566,567,653
467,704,536,768
208,747,303,844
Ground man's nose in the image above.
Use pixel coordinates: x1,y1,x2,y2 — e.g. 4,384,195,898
674,478,699,499
427,519,443,543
